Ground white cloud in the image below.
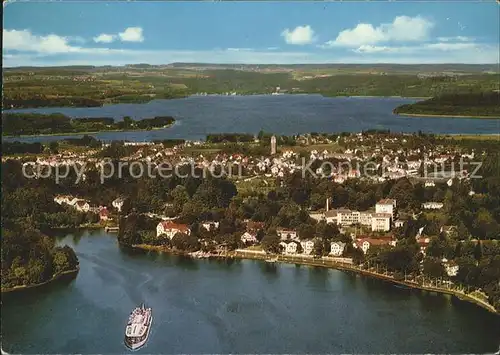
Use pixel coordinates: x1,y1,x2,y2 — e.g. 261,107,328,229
93,34,116,43
3,29,79,53
118,27,144,42
226,48,253,52
281,25,315,45
437,36,472,42
324,15,434,47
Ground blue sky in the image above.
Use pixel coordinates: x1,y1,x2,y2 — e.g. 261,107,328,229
3,1,499,66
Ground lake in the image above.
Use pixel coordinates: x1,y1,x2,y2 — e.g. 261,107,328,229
1,229,499,354
4,95,500,143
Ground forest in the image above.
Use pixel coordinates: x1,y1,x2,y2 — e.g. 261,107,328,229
3,66,498,108
393,92,500,117
2,113,176,136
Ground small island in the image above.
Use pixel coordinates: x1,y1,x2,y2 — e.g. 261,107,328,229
393,92,500,119
1,227,80,293
2,113,176,137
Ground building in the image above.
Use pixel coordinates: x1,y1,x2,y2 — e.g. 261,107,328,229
394,219,405,228
309,212,324,223
99,207,109,221
75,200,90,212
416,236,431,255
422,202,444,210
156,221,191,239
277,228,298,241
241,232,258,244
376,199,396,218
359,211,373,226
330,241,346,256
354,237,393,254
284,241,298,254
442,258,459,277
112,197,125,212
201,221,219,232
371,213,392,232
324,210,339,225
270,135,277,155
300,240,315,255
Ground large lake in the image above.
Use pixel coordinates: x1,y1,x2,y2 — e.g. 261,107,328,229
4,95,500,143
2,229,499,354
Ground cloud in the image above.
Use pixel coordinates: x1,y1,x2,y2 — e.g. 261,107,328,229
226,48,253,52
3,29,80,54
437,36,473,42
118,27,144,42
93,34,116,43
281,25,315,45
324,15,434,47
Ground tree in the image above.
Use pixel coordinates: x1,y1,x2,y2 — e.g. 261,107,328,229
261,233,280,254
423,257,446,278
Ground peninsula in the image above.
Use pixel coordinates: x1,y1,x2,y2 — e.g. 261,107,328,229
393,92,500,119
2,113,175,137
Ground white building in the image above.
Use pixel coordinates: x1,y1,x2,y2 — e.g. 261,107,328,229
241,232,258,244
300,240,315,255
75,200,90,212
112,197,125,212
371,213,392,232
201,221,219,231
309,212,325,223
422,202,444,210
330,241,346,256
277,229,298,241
375,199,396,218
156,221,191,239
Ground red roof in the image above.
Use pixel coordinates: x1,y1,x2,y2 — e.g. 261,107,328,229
159,221,190,232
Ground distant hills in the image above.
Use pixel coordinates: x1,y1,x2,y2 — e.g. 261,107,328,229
5,63,499,74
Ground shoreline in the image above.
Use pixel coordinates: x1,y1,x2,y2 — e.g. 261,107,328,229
129,243,498,316
0,267,79,294
2,123,174,139
395,112,500,119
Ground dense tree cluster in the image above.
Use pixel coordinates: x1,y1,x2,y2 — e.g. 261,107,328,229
394,92,500,117
2,113,175,136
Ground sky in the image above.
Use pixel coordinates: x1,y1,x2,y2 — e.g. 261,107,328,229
3,1,500,67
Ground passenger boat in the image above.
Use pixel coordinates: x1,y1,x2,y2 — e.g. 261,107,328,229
124,303,152,350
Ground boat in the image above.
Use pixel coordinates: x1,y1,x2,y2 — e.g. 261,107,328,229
266,257,278,263
124,303,152,350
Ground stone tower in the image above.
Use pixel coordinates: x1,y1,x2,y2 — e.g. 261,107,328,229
270,135,277,155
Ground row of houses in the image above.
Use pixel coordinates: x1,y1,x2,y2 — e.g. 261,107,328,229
53,195,110,220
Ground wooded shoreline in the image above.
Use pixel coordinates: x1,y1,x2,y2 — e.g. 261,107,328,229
1,267,79,294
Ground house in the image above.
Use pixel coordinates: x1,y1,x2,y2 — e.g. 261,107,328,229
156,221,191,239
75,200,90,212
440,225,457,236
442,258,459,277
246,220,265,233
54,195,70,205
277,228,298,241
309,212,325,222
394,219,405,228
424,181,435,187
112,197,125,212
371,213,392,232
281,241,299,254
99,207,109,221
330,241,346,256
354,237,393,254
240,232,258,244
416,236,431,255
324,210,339,225
422,202,444,210
376,199,396,218
201,221,219,232
300,240,315,255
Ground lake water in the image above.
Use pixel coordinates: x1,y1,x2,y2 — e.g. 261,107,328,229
2,229,499,354
4,95,500,143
